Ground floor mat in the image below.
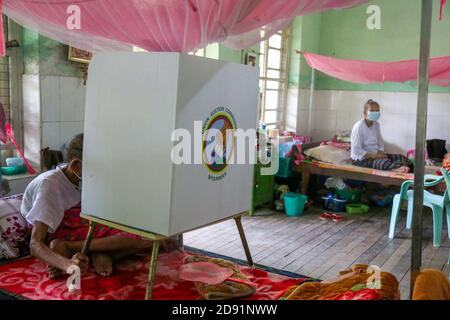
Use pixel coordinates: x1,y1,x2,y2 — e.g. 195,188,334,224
0,249,310,300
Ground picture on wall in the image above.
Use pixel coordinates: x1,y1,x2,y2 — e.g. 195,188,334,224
68,46,93,64
245,52,257,67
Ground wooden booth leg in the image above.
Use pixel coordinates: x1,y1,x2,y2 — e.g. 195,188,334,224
81,221,97,255
234,215,255,268
145,240,161,300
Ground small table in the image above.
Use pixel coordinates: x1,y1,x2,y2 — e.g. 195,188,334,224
80,212,254,300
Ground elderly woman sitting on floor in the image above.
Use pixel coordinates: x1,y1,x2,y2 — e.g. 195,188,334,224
351,99,410,173
20,134,176,279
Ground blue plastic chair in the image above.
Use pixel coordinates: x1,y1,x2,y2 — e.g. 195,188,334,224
389,174,450,247
438,168,450,279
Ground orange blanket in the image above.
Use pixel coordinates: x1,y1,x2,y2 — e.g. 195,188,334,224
281,264,400,300
412,269,450,300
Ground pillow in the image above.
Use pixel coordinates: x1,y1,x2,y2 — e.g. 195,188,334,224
304,145,351,165
0,194,30,260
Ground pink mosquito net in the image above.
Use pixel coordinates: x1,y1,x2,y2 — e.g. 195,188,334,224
0,0,369,56
0,1,447,85
301,52,450,87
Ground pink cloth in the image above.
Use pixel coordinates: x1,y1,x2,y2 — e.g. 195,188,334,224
441,0,447,20
302,52,450,87
1,0,369,55
287,143,305,166
0,103,6,143
323,140,351,151
179,262,234,285
5,123,36,174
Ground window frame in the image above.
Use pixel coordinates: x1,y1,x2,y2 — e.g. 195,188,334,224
1,17,23,152
258,26,291,129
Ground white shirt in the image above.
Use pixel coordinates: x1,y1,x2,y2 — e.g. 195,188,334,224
351,119,384,161
20,165,81,233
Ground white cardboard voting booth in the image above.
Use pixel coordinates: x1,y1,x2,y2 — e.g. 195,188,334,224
82,52,259,237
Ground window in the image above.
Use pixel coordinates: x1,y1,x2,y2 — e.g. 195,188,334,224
133,46,147,52
188,48,207,57
259,28,290,129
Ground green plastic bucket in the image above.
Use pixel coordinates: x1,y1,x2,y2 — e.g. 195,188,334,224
283,193,308,217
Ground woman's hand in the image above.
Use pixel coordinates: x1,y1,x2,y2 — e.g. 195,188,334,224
366,152,383,160
365,151,387,160
68,253,89,275
376,151,387,159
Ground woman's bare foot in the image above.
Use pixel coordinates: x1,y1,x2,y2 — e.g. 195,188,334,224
92,253,114,277
393,166,410,173
48,239,72,279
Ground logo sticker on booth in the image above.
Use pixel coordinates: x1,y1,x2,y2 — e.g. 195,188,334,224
203,107,237,181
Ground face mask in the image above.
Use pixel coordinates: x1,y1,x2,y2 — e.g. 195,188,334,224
73,171,82,191
367,111,380,122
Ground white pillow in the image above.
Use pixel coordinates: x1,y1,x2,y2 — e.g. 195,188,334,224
304,145,351,165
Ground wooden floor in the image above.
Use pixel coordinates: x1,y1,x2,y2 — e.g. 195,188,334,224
184,206,450,300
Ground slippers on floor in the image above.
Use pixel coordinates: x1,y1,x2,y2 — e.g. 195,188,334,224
320,212,333,221
320,212,344,222
331,214,344,222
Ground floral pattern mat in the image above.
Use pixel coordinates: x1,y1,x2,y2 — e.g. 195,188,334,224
0,248,310,300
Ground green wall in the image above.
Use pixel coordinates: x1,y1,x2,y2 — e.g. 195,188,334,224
289,14,322,90
22,27,257,77
21,28,82,77
210,43,260,66
204,43,220,60
22,28,39,75
292,0,450,93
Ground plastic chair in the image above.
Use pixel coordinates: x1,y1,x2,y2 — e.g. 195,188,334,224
437,168,450,279
389,174,449,247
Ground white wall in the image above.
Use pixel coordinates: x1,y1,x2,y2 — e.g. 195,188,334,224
287,89,450,154
286,88,311,138
22,75,85,169
41,76,85,150
22,75,41,168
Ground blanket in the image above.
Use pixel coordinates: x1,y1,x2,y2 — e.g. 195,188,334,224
412,269,450,300
0,250,306,300
281,264,400,300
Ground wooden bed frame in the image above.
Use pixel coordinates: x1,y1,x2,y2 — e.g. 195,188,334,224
293,142,439,194
295,161,409,194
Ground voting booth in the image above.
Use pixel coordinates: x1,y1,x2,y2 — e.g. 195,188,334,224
81,52,259,237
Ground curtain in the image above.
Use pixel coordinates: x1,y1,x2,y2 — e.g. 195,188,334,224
302,52,450,87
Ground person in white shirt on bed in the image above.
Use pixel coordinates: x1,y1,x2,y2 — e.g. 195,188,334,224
21,134,178,280
351,99,409,173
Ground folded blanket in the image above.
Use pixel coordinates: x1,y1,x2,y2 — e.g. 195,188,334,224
281,264,400,300
412,269,450,300
184,255,256,300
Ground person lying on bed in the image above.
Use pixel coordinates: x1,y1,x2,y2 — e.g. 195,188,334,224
21,134,178,279
351,99,410,173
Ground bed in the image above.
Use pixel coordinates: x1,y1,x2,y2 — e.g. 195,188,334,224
293,142,440,194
